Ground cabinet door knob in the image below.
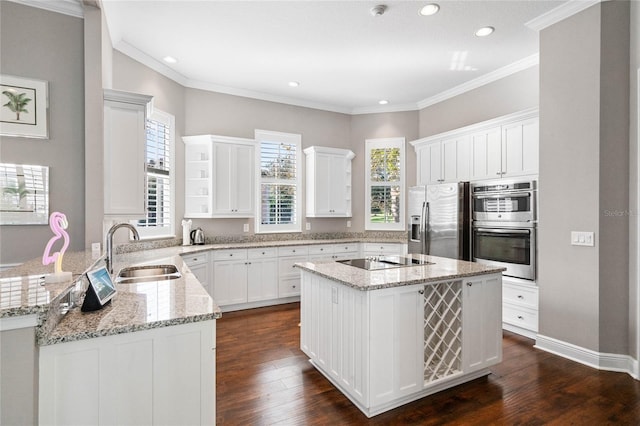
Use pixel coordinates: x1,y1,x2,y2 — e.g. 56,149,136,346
467,282,472,287
517,315,524,320
517,295,524,299
418,289,424,295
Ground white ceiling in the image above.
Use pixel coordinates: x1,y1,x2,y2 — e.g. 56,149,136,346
100,0,569,114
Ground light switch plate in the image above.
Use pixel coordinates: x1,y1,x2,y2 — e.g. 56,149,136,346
243,223,249,232
305,222,311,231
347,220,351,228
571,231,595,247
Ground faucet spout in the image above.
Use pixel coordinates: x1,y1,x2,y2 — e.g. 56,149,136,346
105,223,140,274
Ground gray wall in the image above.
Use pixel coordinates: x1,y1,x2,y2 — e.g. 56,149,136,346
539,1,630,353
0,2,85,265
418,66,539,138
628,0,640,360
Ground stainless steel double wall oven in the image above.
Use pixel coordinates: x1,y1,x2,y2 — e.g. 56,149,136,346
471,179,537,281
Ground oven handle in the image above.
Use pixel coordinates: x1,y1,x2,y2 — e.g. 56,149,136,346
474,228,531,235
473,191,532,200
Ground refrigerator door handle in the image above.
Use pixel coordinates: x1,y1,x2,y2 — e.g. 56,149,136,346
423,201,430,255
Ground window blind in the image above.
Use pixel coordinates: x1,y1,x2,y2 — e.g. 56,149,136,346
259,141,298,226
138,118,171,230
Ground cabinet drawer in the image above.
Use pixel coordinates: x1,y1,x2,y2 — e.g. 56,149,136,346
213,249,247,261
247,247,278,259
503,303,538,332
308,245,333,256
362,243,403,255
503,282,538,309
333,243,359,253
182,252,209,265
279,256,307,275
277,246,309,257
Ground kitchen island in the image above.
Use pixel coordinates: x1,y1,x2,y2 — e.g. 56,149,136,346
295,254,505,417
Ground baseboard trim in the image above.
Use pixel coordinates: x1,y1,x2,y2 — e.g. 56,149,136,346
535,334,638,379
503,323,537,340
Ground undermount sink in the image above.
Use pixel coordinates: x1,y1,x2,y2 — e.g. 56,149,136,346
115,264,182,283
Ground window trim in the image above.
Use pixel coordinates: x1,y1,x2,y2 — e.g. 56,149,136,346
364,137,406,231
254,129,302,234
133,108,176,240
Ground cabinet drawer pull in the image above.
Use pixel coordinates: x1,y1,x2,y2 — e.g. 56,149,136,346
517,295,524,299
517,315,524,320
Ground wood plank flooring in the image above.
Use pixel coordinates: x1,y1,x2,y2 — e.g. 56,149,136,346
216,303,640,425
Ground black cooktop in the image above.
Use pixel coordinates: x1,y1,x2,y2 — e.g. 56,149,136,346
337,256,434,271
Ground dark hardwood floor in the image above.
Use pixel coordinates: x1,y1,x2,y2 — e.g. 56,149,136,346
216,303,640,425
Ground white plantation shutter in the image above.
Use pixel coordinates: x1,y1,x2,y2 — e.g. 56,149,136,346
255,130,302,233
134,110,175,238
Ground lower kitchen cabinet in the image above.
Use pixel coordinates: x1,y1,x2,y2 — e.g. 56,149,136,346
278,246,309,298
361,242,405,257
212,250,248,306
39,321,216,426
182,252,212,296
246,248,278,302
502,277,538,338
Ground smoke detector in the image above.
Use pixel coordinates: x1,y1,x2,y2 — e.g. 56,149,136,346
370,5,387,16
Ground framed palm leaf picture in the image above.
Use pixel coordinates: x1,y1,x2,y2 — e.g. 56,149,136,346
0,75,48,139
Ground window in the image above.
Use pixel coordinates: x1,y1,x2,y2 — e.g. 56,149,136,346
365,137,405,231
134,109,175,239
255,130,302,233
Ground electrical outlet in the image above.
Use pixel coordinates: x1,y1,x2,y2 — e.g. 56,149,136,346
243,223,249,233
91,242,101,259
305,222,311,231
571,231,595,247
346,220,351,228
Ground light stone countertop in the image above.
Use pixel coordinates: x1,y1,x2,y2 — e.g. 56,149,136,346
294,253,506,290
42,253,219,345
1,236,407,344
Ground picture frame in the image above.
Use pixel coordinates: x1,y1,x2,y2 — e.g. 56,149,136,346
0,75,49,139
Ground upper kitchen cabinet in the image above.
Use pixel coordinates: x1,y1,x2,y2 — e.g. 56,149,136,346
103,89,153,217
411,108,539,184
304,146,355,217
183,135,257,218
414,137,471,185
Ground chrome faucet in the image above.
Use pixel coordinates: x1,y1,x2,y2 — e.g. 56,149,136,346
105,223,140,274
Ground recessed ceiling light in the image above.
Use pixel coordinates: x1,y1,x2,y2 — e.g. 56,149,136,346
288,81,300,87
420,4,440,16
475,26,495,37
163,56,177,64
370,5,387,17
378,100,389,105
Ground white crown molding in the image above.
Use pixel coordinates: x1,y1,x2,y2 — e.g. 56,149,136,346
416,54,540,110
114,40,191,88
351,102,420,115
525,0,602,32
5,0,83,18
535,334,638,379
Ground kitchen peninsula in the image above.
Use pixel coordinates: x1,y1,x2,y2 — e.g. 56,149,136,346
295,254,505,417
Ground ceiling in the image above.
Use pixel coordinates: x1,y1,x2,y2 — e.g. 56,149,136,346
101,0,569,114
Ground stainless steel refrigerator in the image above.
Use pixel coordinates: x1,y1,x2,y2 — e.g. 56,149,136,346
407,182,471,260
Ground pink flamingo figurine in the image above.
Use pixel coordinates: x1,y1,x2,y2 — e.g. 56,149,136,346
42,211,72,283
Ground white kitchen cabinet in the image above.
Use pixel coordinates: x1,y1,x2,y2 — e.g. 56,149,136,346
183,139,213,218
304,146,355,217
39,321,215,426
212,250,249,306
246,248,278,302
470,127,502,181
278,246,309,297
501,118,539,178
183,135,256,218
414,137,471,185
411,108,539,184
369,283,424,407
182,252,212,297
502,277,538,339
461,275,502,372
103,89,153,217
308,243,359,263
361,242,406,257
